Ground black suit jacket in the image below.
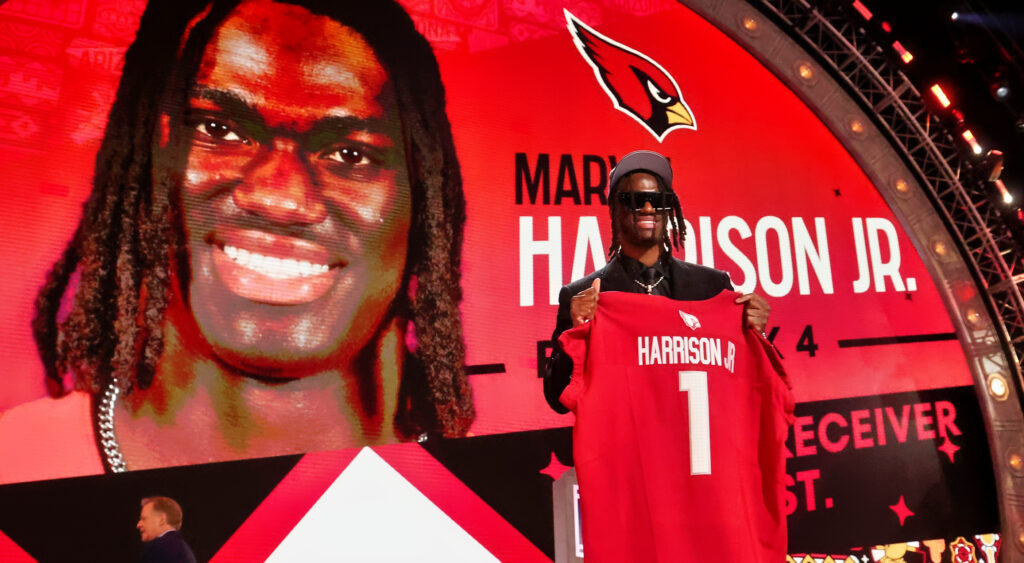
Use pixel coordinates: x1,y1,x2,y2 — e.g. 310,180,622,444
140,530,197,563
543,255,733,413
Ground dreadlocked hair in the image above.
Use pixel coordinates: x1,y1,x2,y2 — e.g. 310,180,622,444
32,0,474,439
32,1,211,397
323,0,475,438
605,170,686,259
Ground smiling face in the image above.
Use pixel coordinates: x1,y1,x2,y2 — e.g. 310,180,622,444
177,0,412,374
613,172,668,253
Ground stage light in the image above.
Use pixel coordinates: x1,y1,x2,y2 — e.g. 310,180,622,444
961,129,983,154
991,75,1011,100
985,150,1004,182
996,179,1013,204
930,84,951,108
852,1,872,20
951,11,959,21
881,21,892,33
982,150,1013,204
1011,453,1024,472
988,372,1009,400
966,308,981,325
893,41,913,63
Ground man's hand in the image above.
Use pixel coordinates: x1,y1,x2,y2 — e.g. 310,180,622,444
570,278,601,327
735,293,770,334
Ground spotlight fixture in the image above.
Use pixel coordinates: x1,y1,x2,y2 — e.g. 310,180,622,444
930,84,952,108
962,130,983,155
985,150,1005,182
991,68,1012,100
951,11,959,21
996,179,1013,204
852,1,872,20
983,150,1013,204
893,41,913,63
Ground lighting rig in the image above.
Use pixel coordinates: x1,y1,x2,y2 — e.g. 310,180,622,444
851,0,1024,248
741,0,1024,550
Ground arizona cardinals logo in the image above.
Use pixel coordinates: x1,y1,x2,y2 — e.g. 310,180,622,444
565,9,696,141
678,310,701,330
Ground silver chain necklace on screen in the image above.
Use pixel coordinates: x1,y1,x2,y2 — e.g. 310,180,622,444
97,379,128,473
96,379,432,473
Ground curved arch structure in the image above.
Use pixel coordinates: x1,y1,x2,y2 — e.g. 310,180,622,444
684,0,1024,554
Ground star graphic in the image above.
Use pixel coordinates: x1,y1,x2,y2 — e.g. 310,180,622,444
889,495,915,526
861,556,869,563
938,437,961,463
539,452,571,480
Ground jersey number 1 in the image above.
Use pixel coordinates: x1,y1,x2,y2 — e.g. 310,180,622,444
679,370,711,475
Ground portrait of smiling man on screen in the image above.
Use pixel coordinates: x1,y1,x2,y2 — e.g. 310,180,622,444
0,0,473,482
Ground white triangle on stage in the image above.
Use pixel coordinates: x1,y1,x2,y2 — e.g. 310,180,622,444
266,447,500,562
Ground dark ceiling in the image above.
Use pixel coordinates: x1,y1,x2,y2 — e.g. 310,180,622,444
850,0,1024,238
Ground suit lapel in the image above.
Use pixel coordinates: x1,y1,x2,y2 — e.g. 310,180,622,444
598,256,635,293
668,257,689,298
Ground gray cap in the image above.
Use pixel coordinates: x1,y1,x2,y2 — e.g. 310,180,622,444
608,150,673,192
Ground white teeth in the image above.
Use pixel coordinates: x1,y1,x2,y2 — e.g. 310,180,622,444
222,245,331,279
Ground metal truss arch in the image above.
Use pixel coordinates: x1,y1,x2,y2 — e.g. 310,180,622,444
684,0,1024,554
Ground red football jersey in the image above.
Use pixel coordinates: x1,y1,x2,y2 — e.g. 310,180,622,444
559,291,794,563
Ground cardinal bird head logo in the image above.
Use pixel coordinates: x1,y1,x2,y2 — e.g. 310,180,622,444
565,10,696,142
679,310,701,331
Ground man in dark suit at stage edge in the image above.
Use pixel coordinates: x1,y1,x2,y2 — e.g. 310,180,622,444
543,150,772,413
137,497,197,563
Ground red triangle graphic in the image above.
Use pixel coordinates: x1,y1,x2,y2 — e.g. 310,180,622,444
373,443,550,562
211,449,360,561
0,529,36,562
212,443,550,561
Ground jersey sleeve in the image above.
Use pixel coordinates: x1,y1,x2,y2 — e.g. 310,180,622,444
556,321,592,413
749,328,795,532
748,330,795,448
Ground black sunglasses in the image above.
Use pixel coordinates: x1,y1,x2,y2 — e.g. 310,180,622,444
616,191,678,211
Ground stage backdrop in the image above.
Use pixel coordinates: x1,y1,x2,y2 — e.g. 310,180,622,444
0,0,1000,560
